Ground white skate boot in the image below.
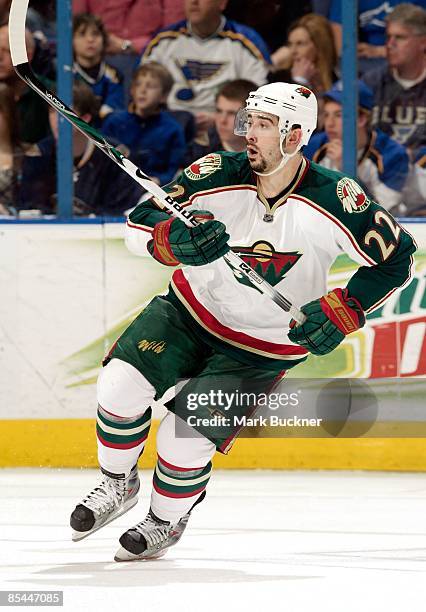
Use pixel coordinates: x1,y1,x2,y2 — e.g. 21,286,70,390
70,465,139,541
114,491,206,562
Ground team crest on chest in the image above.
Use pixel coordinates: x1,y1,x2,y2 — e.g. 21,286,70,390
227,241,302,289
337,178,370,213
184,154,222,181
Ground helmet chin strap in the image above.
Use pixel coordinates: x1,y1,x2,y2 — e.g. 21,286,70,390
253,133,302,177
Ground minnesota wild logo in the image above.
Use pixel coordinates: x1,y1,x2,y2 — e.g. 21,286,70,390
295,86,312,98
227,241,302,290
184,153,222,181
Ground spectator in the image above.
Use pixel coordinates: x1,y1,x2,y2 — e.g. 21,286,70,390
304,80,410,211
73,13,125,123
20,82,142,215
271,14,337,96
185,79,255,163
102,63,186,186
72,1,185,55
363,3,426,156
73,1,186,103
0,83,24,216
0,24,51,144
328,0,426,75
140,0,271,136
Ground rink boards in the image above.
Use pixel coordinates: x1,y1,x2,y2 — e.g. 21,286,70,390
0,219,425,470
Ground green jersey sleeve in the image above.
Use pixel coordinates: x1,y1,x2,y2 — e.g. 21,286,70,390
345,208,416,312
298,167,417,313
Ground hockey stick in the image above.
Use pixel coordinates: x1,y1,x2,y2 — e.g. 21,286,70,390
8,0,306,324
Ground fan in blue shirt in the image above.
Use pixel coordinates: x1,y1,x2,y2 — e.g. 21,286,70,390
102,62,186,186
73,13,125,123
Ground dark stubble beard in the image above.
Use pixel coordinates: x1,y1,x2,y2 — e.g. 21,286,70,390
249,155,268,173
248,149,282,173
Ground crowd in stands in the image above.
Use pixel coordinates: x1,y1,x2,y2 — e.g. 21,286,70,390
304,79,410,210
0,0,423,217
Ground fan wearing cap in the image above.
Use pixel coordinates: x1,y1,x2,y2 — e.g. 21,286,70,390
304,80,410,211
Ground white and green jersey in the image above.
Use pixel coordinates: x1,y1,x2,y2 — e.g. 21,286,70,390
126,152,416,369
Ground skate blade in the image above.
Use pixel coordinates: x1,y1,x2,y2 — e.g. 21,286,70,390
114,546,167,562
72,496,139,542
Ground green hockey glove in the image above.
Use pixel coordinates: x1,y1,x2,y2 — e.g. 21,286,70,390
287,288,365,355
147,210,230,267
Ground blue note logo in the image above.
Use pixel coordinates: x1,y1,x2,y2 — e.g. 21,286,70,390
175,60,226,100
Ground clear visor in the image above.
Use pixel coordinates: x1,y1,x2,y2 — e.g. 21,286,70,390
234,108,283,138
233,108,249,136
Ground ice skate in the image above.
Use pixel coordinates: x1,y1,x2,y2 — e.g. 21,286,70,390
70,465,139,541
113,509,190,561
114,491,206,561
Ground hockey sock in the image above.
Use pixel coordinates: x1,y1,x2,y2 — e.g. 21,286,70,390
96,406,152,476
151,454,212,523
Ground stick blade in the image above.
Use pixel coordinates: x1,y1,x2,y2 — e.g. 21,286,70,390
8,0,30,67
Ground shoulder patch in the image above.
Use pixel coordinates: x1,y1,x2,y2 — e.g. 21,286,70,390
337,177,370,213
184,153,222,181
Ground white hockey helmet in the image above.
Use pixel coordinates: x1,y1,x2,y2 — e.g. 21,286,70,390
234,82,318,174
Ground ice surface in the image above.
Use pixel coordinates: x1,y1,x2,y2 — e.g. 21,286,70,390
1,468,426,612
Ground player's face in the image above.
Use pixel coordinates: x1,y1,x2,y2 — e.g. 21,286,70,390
323,101,343,141
131,73,165,115
0,27,14,80
246,112,282,173
185,0,227,26
288,27,316,63
215,95,244,145
386,22,426,70
73,25,104,63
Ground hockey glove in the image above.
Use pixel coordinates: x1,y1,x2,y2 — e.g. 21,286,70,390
287,288,365,356
147,210,230,267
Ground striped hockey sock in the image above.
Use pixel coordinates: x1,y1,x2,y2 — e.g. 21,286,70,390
96,406,152,475
151,454,212,523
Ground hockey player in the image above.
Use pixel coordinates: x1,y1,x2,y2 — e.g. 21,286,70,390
70,82,416,561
